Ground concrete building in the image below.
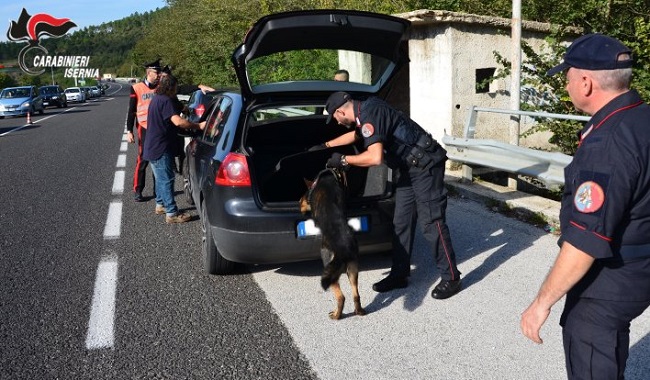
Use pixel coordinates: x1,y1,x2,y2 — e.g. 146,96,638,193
348,10,564,151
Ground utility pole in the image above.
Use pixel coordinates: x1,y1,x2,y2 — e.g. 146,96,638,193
509,0,522,189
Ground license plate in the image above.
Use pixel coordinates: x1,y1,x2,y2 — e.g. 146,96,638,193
297,216,369,238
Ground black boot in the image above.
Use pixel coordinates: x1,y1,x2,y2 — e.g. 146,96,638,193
431,279,462,299
372,275,408,292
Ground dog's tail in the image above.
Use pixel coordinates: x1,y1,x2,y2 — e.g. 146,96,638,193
321,256,347,290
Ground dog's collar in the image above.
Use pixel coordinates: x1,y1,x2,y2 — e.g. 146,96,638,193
307,168,347,207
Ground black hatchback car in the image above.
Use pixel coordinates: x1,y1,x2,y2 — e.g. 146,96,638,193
39,85,68,108
184,10,410,274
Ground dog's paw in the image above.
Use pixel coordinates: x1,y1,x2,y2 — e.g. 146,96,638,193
329,310,342,320
355,307,367,316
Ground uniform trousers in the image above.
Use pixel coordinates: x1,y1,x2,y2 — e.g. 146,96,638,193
133,125,155,195
390,161,460,281
560,292,650,380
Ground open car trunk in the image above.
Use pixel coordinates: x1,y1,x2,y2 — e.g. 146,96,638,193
246,114,393,207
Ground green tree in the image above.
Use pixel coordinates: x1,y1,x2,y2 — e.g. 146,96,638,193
0,73,17,88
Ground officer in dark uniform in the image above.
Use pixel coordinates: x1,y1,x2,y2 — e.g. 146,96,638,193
322,91,462,299
521,34,650,379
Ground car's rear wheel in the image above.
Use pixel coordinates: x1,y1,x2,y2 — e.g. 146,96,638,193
201,201,235,275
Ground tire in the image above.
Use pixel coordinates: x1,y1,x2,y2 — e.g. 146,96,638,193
183,160,194,206
201,201,235,275
39,106,44,115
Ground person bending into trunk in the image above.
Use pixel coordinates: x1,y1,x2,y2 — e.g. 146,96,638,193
320,91,462,299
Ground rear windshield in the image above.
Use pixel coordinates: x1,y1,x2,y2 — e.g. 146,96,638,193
247,49,392,87
250,106,317,122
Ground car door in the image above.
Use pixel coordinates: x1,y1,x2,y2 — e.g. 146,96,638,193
186,96,224,210
31,87,41,110
196,96,231,196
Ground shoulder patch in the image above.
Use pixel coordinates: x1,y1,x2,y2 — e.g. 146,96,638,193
574,181,605,213
361,123,374,138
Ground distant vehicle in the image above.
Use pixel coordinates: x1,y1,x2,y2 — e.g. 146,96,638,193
39,85,68,108
64,87,87,103
89,86,101,97
0,85,45,118
80,86,92,99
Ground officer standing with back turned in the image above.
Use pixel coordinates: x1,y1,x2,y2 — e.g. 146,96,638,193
322,91,462,300
521,34,650,379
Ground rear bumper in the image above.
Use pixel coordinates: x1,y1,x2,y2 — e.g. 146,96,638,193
208,196,394,264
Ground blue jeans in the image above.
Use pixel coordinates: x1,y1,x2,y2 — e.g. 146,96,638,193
149,152,178,216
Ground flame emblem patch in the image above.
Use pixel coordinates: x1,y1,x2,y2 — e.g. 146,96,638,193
361,123,374,138
574,181,605,213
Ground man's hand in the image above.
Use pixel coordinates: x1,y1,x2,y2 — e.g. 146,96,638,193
308,143,327,152
126,131,135,143
521,299,550,344
326,153,348,169
198,121,206,131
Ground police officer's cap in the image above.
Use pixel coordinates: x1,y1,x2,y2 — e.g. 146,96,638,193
547,34,633,76
143,59,162,72
325,91,351,124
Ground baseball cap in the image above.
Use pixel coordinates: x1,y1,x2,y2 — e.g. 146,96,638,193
325,91,351,124
547,34,633,76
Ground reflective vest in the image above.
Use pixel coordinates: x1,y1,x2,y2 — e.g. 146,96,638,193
133,82,156,129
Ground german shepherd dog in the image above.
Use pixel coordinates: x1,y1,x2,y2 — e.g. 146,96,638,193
300,168,366,320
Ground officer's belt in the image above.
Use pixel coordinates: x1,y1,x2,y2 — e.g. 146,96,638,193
619,244,650,260
405,134,443,169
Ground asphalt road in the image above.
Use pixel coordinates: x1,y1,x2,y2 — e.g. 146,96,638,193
1,83,649,379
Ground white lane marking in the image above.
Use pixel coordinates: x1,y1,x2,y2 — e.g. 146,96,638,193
85,259,118,349
119,142,128,152
121,133,128,141
0,109,74,137
0,124,31,137
116,154,126,168
112,170,125,195
103,202,122,239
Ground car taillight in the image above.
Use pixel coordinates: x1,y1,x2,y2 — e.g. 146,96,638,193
215,153,251,187
196,104,205,117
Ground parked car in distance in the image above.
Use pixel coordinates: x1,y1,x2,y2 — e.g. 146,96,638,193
0,85,45,118
184,10,409,275
64,87,87,103
80,86,92,99
39,85,68,108
89,86,102,98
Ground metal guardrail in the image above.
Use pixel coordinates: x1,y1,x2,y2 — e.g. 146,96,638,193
443,106,590,187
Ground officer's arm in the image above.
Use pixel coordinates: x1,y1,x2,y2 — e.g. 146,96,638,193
521,241,594,344
125,87,138,143
325,131,357,147
346,142,383,167
171,114,205,130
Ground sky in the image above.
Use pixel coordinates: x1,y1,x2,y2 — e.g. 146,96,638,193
1,0,167,42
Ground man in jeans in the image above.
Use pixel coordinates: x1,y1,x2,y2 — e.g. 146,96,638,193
143,74,205,223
